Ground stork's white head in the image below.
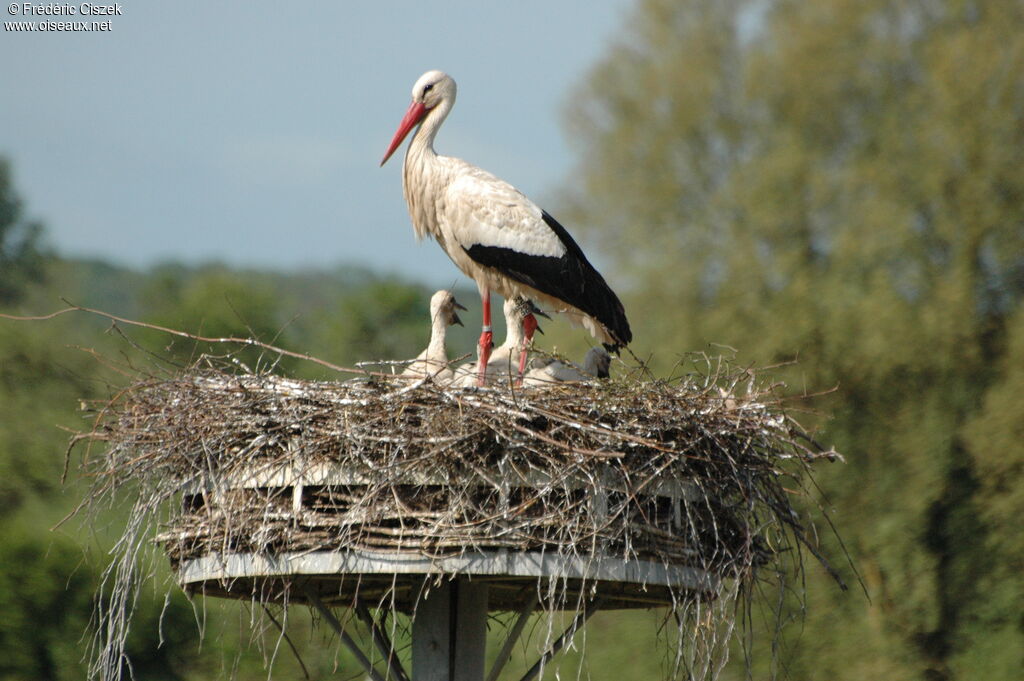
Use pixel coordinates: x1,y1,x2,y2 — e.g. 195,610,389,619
430,289,466,327
381,70,458,166
504,297,533,326
411,70,457,109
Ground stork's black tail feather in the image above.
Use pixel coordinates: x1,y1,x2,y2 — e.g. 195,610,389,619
603,342,622,355
538,211,632,347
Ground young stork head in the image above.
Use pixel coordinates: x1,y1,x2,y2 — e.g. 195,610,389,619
381,70,457,166
509,297,549,377
430,289,466,328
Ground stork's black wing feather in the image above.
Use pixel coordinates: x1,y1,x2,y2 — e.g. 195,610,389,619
463,211,632,347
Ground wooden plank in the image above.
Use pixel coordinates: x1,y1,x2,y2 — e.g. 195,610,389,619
182,461,703,501
452,578,488,681
177,549,716,594
412,580,451,681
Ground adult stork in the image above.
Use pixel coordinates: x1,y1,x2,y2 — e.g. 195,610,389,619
380,70,631,386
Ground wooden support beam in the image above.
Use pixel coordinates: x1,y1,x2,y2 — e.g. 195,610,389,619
486,589,539,681
304,586,388,681
412,578,489,681
518,597,605,681
452,578,488,681
412,580,451,681
355,599,410,681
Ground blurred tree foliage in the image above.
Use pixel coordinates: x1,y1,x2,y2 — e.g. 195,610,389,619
0,159,47,305
563,0,1023,678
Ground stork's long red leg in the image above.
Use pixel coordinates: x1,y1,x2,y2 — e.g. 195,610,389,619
476,289,493,386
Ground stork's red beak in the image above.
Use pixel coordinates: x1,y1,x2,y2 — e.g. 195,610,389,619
380,101,429,166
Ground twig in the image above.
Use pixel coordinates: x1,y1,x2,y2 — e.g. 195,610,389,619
2,302,372,376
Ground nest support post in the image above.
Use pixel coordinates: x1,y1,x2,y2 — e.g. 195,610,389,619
413,577,488,681
304,574,601,681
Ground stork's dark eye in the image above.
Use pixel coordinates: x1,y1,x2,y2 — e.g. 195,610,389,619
423,83,435,95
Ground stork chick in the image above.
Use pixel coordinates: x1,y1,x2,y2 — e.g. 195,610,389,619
401,290,466,384
523,347,611,388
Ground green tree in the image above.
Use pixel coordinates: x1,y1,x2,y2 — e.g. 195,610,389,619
138,264,294,371
958,305,1024,679
563,0,1024,678
0,159,47,306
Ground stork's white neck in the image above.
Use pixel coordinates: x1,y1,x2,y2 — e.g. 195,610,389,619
401,98,455,242
426,308,449,360
409,96,452,159
502,318,526,351
494,308,530,360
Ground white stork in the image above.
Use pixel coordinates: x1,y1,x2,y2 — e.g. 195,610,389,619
522,347,611,388
380,70,631,386
451,296,545,387
400,289,465,383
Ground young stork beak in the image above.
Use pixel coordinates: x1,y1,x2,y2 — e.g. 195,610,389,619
518,303,549,379
451,299,467,327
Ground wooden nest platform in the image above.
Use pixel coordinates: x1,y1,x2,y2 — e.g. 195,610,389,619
169,457,716,611
75,358,841,680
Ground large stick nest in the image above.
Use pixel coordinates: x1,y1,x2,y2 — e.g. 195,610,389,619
81,357,838,578
75,355,843,680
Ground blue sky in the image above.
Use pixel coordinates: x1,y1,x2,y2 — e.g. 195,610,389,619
1,2,632,285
